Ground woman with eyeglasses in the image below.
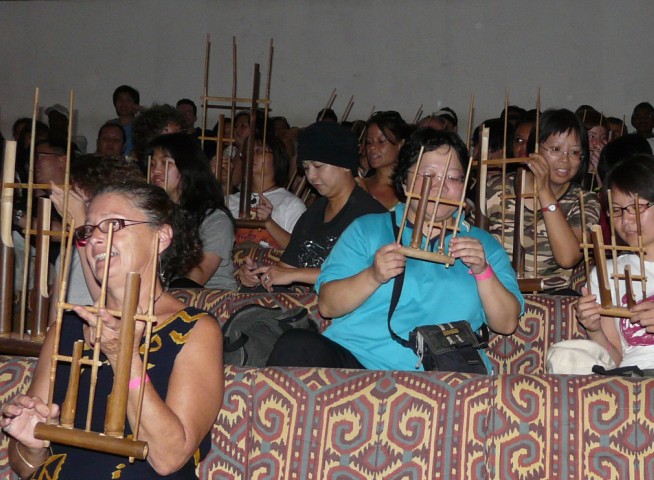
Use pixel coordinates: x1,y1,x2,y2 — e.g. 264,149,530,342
1,182,223,479
361,111,412,210
267,129,522,371
485,108,601,294
227,131,306,249
150,133,237,289
570,154,654,371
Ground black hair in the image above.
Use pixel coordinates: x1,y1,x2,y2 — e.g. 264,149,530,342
393,128,469,202
92,181,203,285
607,117,628,134
598,134,652,186
316,108,338,123
605,154,654,202
71,154,144,199
176,98,197,116
527,108,590,185
632,102,654,115
366,110,412,146
244,130,290,187
12,117,32,140
132,104,185,162
112,85,140,105
97,122,126,143
149,133,233,228
472,117,515,155
271,116,290,130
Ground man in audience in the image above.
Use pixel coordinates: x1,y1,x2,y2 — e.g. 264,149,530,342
108,84,141,157
435,107,458,132
631,102,654,151
176,98,202,139
95,122,126,157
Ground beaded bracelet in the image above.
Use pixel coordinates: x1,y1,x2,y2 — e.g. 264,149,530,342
469,263,494,280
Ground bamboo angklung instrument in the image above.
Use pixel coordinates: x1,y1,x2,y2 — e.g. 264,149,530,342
0,141,17,335
34,229,161,460
395,148,473,265
237,63,261,224
579,192,647,318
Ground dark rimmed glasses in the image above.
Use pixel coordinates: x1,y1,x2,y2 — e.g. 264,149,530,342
611,202,654,217
74,218,152,245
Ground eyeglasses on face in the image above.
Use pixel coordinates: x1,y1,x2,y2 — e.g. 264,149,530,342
74,218,152,244
540,144,584,161
611,202,654,217
407,169,465,186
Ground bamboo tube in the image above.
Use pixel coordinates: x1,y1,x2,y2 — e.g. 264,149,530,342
214,114,226,186
341,95,355,124
34,423,148,459
466,94,474,150
19,88,40,337
409,174,433,249
105,272,140,438
319,89,337,121
238,63,261,220
28,198,51,337
422,154,451,249
512,168,526,277
0,141,17,334
396,147,424,243
60,340,84,428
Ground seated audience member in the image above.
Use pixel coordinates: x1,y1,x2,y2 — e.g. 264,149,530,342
236,122,386,291
631,102,654,151
95,122,126,157
228,132,305,249
362,110,411,210
435,107,458,132
512,110,538,158
485,108,600,294
573,154,654,371
578,109,609,188
595,134,653,244
15,121,50,185
271,115,297,159
2,182,221,479
44,103,86,153
267,128,523,370
108,84,141,157
176,98,202,139
131,104,183,165
607,116,628,142
150,133,237,289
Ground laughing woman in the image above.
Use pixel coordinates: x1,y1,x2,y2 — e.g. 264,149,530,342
486,108,601,293
1,183,223,479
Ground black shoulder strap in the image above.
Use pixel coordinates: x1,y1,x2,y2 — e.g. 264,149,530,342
387,211,410,348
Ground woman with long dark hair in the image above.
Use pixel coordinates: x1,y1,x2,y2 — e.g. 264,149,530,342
150,133,237,289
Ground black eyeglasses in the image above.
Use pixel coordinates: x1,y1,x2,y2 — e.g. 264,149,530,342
611,202,654,217
74,218,152,244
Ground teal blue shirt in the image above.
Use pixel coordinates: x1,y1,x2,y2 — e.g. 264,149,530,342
316,204,524,372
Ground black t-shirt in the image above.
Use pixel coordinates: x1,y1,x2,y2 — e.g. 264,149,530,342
281,185,386,268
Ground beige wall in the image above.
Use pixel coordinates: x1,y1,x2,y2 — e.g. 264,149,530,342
1,0,652,143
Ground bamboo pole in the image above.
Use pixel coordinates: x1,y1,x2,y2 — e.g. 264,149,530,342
0,141,17,334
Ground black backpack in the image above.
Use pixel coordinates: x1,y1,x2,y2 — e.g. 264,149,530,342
222,305,316,367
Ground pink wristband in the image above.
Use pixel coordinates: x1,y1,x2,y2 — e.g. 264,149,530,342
128,375,150,390
469,263,494,280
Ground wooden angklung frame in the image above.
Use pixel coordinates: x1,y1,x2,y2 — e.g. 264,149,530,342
33,227,161,461
0,89,73,356
473,90,544,292
580,191,647,318
395,147,473,265
197,35,274,229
